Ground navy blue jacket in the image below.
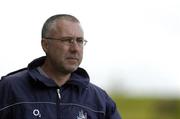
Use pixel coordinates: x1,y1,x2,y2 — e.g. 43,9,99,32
0,57,121,119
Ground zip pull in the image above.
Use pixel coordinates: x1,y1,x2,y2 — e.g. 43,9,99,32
57,89,61,99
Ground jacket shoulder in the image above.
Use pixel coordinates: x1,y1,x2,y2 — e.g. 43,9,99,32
87,83,121,118
1,68,28,81
87,82,110,100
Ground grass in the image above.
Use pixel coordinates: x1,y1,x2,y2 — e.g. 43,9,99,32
111,94,180,119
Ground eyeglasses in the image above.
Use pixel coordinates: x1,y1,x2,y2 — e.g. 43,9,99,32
44,37,88,46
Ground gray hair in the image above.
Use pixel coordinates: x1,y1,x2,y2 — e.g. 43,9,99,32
41,14,80,38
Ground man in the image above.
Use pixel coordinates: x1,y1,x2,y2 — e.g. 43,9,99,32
0,14,121,119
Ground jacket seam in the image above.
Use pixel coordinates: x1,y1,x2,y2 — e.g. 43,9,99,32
0,102,56,112
60,103,105,115
0,102,105,115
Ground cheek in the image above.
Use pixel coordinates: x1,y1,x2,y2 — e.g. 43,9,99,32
52,49,64,57
47,46,62,57
53,47,69,59
80,49,84,56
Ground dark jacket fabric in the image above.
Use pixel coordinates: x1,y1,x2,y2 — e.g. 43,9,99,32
0,56,121,119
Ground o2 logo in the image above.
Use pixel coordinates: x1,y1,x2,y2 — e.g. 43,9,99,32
33,109,41,118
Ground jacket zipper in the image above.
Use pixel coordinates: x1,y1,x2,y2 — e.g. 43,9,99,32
57,89,61,99
56,88,61,119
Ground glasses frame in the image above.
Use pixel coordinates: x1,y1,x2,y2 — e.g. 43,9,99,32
44,37,88,46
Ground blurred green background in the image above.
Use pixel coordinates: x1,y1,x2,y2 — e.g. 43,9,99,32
111,94,180,119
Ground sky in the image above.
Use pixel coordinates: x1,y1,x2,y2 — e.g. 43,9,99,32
0,0,180,98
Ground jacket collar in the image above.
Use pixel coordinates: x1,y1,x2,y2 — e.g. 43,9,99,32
28,56,90,89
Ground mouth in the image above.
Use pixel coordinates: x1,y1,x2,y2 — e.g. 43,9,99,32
66,57,79,63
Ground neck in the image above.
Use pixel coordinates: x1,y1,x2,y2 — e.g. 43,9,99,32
41,60,71,87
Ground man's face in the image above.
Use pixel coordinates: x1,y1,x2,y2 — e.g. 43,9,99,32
42,20,84,74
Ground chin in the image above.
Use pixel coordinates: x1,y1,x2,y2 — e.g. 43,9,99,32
66,66,78,73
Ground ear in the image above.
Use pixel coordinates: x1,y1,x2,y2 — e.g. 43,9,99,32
41,39,48,53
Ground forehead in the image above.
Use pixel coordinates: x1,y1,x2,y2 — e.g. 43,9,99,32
52,20,84,37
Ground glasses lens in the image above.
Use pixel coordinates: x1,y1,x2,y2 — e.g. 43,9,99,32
44,37,87,46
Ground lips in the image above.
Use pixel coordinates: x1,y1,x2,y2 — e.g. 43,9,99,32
66,57,79,62
66,57,79,60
